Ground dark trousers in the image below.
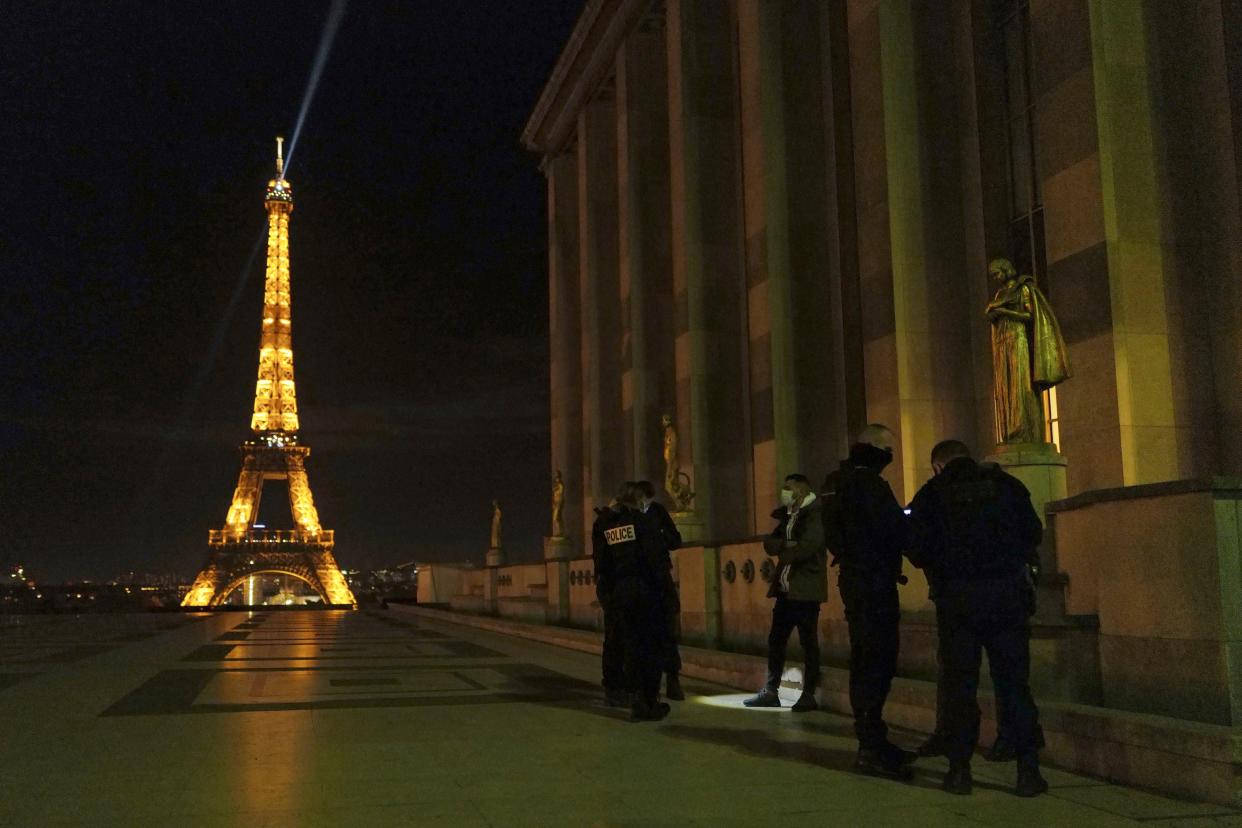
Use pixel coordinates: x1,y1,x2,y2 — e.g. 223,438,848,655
664,612,682,676
932,608,1043,750
664,575,682,676
937,575,1041,763
614,577,665,707
764,597,821,693
601,600,626,692
839,572,900,748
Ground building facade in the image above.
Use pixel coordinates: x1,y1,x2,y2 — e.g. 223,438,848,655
524,0,1242,551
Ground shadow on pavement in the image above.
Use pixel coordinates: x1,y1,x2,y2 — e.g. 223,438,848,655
657,723,858,772
655,723,1014,796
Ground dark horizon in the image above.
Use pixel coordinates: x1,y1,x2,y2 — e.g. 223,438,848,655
0,2,584,582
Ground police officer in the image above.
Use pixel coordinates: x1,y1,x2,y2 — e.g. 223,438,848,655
907,439,1047,797
635,480,684,701
822,424,916,779
592,481,672,721
592,497,629,708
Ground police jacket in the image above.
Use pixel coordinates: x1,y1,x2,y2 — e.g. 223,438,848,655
643,501,683,565
591,504,667,604
906,457,1042,583
763,495,828,603
642,500,683,611
821,443,909,583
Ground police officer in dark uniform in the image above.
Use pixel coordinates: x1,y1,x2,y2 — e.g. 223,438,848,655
822,424,916,779
592,481,672,721
907,439,1047,797
635,480,684,701
592,497,629,708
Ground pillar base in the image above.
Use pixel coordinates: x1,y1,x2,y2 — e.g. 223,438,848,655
543,536,573,561
671,511,705,544
485,548,505,568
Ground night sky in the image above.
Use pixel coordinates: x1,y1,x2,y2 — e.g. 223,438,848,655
0,1,583,582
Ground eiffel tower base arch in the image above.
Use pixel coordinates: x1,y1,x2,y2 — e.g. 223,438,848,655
182,537,356,608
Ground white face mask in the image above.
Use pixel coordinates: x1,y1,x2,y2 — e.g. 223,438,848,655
780,489,795,507
640,499,652,513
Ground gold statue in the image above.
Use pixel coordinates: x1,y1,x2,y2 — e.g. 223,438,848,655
661,414,695,512
986,258,1071,444
551,470,565,537
490,499,502,550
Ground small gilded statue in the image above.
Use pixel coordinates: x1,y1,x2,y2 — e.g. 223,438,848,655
986,258,1071,445
490,499,503,550
551,470,565,538
661,413,696,512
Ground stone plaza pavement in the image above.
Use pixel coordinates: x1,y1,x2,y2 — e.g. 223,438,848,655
1,610,1240,827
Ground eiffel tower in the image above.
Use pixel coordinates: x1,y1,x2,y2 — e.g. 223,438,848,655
182,138,356,608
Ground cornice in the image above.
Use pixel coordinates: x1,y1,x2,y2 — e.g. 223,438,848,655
521,0,654,158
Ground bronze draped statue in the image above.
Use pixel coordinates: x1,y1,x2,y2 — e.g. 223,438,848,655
490,499,502,550
661,413,695,512
986,258,1071,445
550,470,565,538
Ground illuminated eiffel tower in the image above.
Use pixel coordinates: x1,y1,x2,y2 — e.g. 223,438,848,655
182,138,356,608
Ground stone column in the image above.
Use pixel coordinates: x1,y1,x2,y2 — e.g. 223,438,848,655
736,0,840,516
1084,0,1185,485
820,0,868,448
846,0,978,500
666,0,751,541
546,152,584,553
617,18,677,491
1217,0,1242,471
1147,1,1242,476
578,95,626,525
1028,0,1196,491
958,0,1020,458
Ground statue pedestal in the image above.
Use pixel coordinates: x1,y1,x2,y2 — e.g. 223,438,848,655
986,441,1068,625
672,511,705,545
485,547,505,568
985,442,1067,526
543,536,573,561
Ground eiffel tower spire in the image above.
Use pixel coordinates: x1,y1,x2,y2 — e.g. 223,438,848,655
251,136,299,434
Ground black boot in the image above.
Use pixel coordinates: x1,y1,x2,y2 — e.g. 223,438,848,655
1015,757,1048,797
855,745,914,781
791,688,818,712
942,760,972,795
603,687,631,708
984,735,1016,762
630,700,672,722
917,732,948,758
665,673,685,701
880,741,918,766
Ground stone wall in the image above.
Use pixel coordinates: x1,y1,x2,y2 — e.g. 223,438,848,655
1050,479,1242,725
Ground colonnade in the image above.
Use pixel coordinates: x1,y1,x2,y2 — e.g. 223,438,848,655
526,0,1242,554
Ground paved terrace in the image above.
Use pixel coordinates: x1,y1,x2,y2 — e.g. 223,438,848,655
1,609,1239,827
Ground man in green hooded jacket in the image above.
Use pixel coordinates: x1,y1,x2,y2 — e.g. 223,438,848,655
743,473,827,712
